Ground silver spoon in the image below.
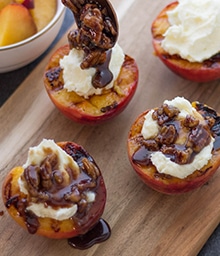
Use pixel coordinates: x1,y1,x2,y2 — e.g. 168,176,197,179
95,0,119,41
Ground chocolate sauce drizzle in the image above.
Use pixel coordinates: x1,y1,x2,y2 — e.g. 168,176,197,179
92,49,113,88
68,218,111,249
195,102,220,150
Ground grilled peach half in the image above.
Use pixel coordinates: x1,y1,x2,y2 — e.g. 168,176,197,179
151,1,220,82
2,141,107,239
44,45,138,124
127,102,220,194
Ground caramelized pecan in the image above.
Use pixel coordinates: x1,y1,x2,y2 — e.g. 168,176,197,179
188,125,211,153
152,104,180,125
64,187,81,203
161,145,193,164
156,124,177,145
143,139,159,151
82,157,100,179
183,115,199,128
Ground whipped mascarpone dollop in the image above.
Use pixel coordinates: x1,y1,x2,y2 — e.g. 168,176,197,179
141,97,214,179
22,139,79,173
161,0,220,62
19,139,96,221
60,43,125,98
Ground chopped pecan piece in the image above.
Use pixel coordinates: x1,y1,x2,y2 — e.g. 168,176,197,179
152,104,180,125
183,115,199,128
143,139,159,151
80,4,104,46
163,104,180,118
64,187,81,203
174,147,193,165
23,166,40,197
82,157,100,179
161,145,193,164
188,125,211,153
156,124,177,145
80,50,107,70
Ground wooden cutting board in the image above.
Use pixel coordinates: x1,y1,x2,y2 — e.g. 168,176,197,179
1,0,220,255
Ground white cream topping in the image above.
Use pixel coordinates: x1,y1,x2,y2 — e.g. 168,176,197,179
23,139,79,174
26,203,78,221
141,97,214,178
161,0,220,62
60,43,125,98
164,97,204,121
141,109,159,139
19,139,96,221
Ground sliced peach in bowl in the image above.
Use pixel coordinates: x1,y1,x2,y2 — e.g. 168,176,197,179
0,3,37,47
0,0,65,73
29,0,57,31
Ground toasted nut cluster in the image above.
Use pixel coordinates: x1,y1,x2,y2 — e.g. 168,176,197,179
82,157,100,180
62,0,117,69
152,103,180,125
141,103,212,165
21,150,100,214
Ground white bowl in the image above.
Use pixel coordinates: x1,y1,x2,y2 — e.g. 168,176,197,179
0,1,65,73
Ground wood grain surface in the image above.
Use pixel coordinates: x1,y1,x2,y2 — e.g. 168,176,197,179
1,0,220,255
